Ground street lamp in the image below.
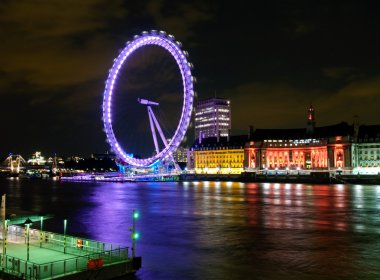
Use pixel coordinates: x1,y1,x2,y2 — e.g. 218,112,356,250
24,218,33,261
63,219,67,254
40,215,44,248
130,210,139,258
2,218,9,268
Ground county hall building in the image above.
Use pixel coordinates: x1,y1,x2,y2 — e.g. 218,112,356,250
188,105,379,174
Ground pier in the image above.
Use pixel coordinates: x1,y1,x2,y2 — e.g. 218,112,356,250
0,224,141,279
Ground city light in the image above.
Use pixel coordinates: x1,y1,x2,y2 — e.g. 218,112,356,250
102,31,194,168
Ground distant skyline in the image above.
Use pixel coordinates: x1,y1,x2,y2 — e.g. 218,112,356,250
1,0,380,157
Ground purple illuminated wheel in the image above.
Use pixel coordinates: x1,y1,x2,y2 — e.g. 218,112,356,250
102,31,194,167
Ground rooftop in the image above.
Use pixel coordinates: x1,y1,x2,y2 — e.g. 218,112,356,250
252,122,354,141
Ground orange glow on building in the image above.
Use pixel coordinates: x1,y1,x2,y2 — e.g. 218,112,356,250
334,148,344,168
263,147,328,169
248,149,256,168
190,147,245,174
187,135,247,174
188,107,360,172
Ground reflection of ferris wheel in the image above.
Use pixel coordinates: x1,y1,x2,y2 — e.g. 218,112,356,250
102,30,194,168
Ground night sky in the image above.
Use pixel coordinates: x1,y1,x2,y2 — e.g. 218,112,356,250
1,0,380,158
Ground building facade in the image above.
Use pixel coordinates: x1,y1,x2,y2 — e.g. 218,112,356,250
173,146,188,163
245,106,354,171
188,106,363,174
187,136,246,174
352,125,380,174
188,106,380,174
246,122,354,171
194,98,231,140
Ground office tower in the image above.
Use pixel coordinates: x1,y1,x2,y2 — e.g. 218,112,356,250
194,97,231,140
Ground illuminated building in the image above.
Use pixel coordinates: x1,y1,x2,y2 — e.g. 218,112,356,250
189,106,356,173
173,146,188,163
188,105,379,174
1,154,26,175
306,105,316,134
194,97,231,140
187,136,247,174
27,151,47,166
247,107,354,171
47,156,64,165
26,151,52,177
66,156,84,163
248,122,353,170
352,125,380,174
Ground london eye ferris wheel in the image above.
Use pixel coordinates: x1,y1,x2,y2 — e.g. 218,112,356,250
102,30,195,168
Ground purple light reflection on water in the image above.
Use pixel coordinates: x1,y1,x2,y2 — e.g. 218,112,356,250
1,179,380,279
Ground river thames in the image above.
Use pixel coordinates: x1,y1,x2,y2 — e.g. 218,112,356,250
1,178,380,279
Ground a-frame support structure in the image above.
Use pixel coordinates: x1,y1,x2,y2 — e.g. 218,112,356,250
137,98,181,172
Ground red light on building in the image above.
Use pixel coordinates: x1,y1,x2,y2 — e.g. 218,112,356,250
263,147,328,169
334,148,344,168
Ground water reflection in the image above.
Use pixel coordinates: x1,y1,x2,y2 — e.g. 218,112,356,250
1,179,380,279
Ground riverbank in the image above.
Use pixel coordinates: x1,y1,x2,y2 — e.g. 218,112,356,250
181,172,380,185
4,171,380,185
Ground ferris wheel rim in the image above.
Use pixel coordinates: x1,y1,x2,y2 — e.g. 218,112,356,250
102,31,194,167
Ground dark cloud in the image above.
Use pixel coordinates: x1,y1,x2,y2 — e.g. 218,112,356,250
0,0,380,157
0,0,125,37
323,67,354,80
226,74,380,134
145,0,213,41
0,0,125,91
